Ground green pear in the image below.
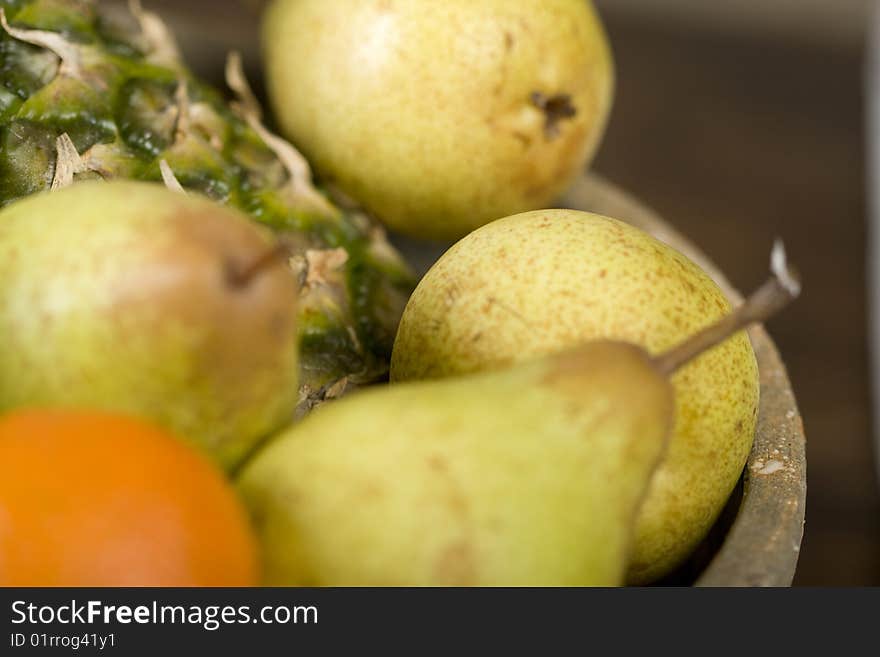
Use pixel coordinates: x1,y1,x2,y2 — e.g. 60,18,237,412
391,209,760,583
0,181,300,470
262,0,614,241
237,255,798,586
238,341,673,586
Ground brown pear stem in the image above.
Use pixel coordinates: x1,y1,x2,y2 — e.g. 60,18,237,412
226,240,292,288
652,241,801,377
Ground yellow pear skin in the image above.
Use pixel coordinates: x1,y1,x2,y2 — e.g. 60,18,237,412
262,0,614,241
237,342,672,586
0,182,300,470
391,210,760,583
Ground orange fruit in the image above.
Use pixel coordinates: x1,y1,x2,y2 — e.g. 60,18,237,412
0,410,260,587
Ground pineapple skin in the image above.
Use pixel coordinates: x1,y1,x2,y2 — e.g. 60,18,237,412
0,0,415,411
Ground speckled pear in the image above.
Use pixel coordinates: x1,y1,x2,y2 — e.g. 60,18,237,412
237,341,673,586
262,0,614,240
0,181,300,470
391,209,762,583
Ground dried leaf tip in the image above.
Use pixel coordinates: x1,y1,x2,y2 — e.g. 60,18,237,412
225,51,262,120
51,134,89,190
225,52,338,219
173,79,191,141
0,7,81,78
128,0,182,67
159,160,186,194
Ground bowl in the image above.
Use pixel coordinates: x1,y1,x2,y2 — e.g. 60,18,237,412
147,0,807,586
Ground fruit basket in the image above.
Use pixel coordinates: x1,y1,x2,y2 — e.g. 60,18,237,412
0,0,806,587
133,0,807,586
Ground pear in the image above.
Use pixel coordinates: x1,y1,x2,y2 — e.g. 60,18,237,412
262,0,614,241
391,209,762,583
0,181,300,470
239,343,672,586
237,252,798,586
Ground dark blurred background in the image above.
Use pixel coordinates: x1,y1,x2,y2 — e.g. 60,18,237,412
154,0,878,585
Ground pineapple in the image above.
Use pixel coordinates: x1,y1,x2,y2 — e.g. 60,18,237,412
0,0,415,413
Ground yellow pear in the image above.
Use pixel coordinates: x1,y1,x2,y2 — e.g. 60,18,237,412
239,341,673,586
391,209,761,583
262,0,614,241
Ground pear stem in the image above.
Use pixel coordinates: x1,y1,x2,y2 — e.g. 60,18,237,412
226,240,292,289
652,241,801,377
